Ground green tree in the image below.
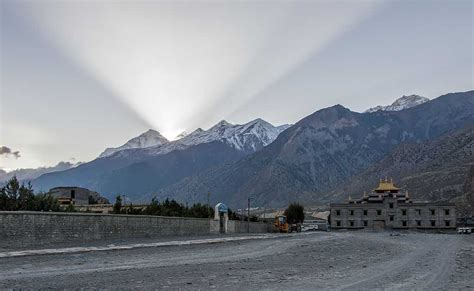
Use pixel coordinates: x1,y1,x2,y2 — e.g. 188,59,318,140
64,203,76,212
187,203,214,218
113,195,122,214
0,177,60,211
161,198,185,217
0,186,8,210
18,182,35,210
34,192,60,211
227,208,239,220
0,176,35,210
284,203,305,224
1,176,20,210
144,197,161,215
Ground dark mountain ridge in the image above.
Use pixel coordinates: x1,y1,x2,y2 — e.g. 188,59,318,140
32,118,287,198
156,91,474,208
332,125,474,203
32,90,473,207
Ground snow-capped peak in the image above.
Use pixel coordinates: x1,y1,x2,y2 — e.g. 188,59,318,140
99,129,169,158
135,118,290,157
185,118,285,152
100,118,291,159
276,124,292,132
175,131,188,140
210,120,233,130
365,94,429,113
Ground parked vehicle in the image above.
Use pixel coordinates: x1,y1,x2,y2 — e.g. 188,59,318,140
457,227,472,234
274,215,289,233
274,215,301,233
302,224,318,231
289,223,302,233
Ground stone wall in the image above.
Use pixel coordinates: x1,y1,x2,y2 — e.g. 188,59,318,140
0,211,270,249
209,219,271,234
227,220,272,233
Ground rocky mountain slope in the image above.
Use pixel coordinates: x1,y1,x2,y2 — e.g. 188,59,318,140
331,126,474,203
95,141,247,199
365,94,429,113
99,129,169,158
32,118,288,197
155,91,474,208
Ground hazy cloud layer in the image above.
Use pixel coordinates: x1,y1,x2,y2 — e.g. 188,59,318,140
0,146,21,159
17,1,378,139
0,160,80,182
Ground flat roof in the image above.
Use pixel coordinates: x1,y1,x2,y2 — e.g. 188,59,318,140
330,202,456,207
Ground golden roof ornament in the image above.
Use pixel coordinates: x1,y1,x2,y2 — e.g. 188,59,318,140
374,178,400,192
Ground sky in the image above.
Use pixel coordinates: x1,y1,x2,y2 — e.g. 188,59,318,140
1,0,473,170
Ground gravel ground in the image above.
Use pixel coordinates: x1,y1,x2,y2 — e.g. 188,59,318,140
0,232,472,290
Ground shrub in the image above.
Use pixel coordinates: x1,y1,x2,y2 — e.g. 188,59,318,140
284,202,305,224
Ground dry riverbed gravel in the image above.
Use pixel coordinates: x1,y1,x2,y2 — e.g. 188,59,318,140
0,232,472,290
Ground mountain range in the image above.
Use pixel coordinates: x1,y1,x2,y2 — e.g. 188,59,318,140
331,125,473,203
154,91,473,208
32,118,291,199
30,91,474,207
0,161,80,183
365,94,430,113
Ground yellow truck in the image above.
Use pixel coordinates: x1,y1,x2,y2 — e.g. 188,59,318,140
274,215,289,232
274,215,302,233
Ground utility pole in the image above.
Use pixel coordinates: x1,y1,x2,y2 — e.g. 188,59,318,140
207,192,211,218
247,197,251,233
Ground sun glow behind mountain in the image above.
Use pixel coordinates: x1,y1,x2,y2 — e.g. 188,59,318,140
17,1,378,140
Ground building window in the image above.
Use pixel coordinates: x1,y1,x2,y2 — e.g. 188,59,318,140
336,221,341,227
416,220,421,227
349,221,354,227
350,210,354,216
402,221,407,227
430,209,436,216
431,220,436,227
401,209,407,216
444,209,450,216
389,203,394,209
389,215,394,221
377,210,382,216
445,220,450,227
416,209,421,215
71,189,75,199
363,210,368,215
336,210,341,216
363,221,368,226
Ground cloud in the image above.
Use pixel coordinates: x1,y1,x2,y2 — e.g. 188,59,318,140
0,146,21,159
20,1,379,138
0,159,80,182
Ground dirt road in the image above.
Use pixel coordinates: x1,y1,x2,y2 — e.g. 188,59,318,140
0,232,472,289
